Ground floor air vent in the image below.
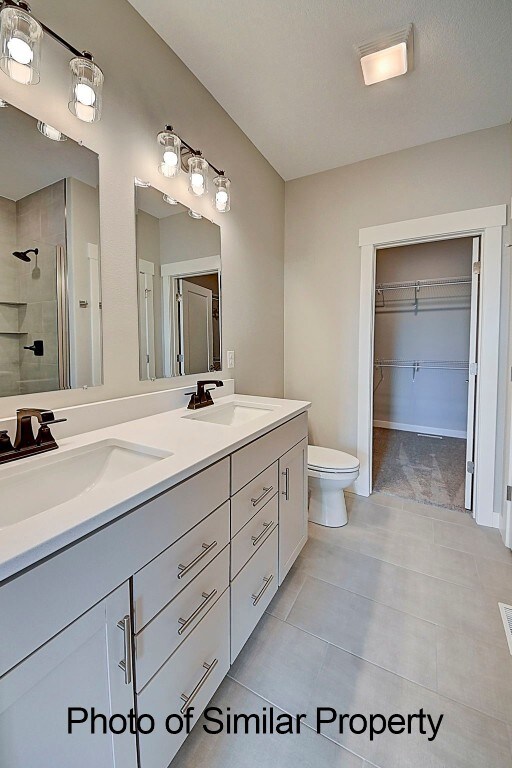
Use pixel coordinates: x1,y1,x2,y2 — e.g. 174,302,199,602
498,603,512,654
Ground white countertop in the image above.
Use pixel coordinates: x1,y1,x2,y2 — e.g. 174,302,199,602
0,394,310,583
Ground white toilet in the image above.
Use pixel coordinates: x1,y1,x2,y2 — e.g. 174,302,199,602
307,446,360,527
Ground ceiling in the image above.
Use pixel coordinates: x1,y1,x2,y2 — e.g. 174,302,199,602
129,0,512,180
0,103,98,200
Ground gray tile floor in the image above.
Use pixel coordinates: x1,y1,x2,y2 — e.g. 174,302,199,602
171,493,512,768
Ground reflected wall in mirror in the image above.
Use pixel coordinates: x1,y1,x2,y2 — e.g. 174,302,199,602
0,103,102,396
135,185,222,380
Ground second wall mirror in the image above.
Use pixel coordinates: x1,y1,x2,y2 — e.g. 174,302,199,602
135,184,222,380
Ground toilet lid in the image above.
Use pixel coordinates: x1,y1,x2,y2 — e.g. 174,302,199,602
308,445,359,472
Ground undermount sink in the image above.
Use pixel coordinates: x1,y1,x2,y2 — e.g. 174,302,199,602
0,439,172,529
183,401,276,426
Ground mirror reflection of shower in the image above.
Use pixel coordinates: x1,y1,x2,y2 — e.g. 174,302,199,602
12,247,38,263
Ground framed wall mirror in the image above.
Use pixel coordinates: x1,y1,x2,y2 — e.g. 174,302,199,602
135,184,222,380
0,103,102,397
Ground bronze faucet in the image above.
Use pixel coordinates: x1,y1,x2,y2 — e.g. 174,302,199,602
0,409,67,465
186,380,224,410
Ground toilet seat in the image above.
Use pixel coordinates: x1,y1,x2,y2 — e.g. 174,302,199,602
308,445,359,474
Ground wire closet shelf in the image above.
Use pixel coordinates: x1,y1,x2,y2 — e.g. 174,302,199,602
375,275,472,313
373,358,470,390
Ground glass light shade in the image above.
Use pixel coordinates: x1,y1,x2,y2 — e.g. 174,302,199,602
158,129,181,178
360,42,408,85
69,55,104,123
37,120,67,141
188,156,208,197
0,5,42,85
213,175,231,213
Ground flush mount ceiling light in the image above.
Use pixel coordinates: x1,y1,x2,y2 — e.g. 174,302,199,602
188,209,202,219
134,177,151,188
37,120,66,141
155,123,231,213
0,0,104,121
357,24,413,86
162,194,178,205
0,97,7,106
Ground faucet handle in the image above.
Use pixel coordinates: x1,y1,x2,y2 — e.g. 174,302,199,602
0,430,14,453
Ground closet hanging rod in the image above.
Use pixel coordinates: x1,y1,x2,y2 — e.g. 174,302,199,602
374,359,469,370
375,276,472,292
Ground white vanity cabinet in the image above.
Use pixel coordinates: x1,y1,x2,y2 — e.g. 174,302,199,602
0,582,137,768
0,408,308,768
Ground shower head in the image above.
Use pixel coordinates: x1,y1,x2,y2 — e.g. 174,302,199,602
12,248,38,263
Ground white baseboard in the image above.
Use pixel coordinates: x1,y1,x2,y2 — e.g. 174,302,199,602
373,420,467,440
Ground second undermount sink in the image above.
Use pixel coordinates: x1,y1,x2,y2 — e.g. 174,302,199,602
0,439,172,529
183,401,276,426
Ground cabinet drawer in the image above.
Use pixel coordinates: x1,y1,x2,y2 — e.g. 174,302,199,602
137,589,230,768
231,412,308,494
135,546,229,692
231,462,278,536
133,502,230,631
230,528,278,662
231,496,278,579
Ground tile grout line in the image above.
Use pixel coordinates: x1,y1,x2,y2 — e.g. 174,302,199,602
224,673,368,765
306,530,510,591
266,612,512,731
290,562,509,651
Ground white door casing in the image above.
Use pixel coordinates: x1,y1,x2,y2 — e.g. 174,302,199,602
355,205,507,530
179,279,213,375
464,237,481,510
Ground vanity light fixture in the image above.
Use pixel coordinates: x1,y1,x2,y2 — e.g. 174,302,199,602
134,177,151,188
37,119,66,141
213,174,230,213
0,2,42,84
188,209,202,219
68,53,103,123
357,24,413,86
163,194,178,205
188,156,208,197
156,123,231,212
158,126,181,178
0,0,104,121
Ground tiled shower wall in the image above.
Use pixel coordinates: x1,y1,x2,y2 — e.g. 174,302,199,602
0,181,65,397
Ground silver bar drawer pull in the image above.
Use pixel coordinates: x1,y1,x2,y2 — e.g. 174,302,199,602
251,486,273,507
282,468,290,501
178,541,218,579
180,658,219,714
251,521,273,547
177,589,218,636
117,615,133,685
251,574,274,606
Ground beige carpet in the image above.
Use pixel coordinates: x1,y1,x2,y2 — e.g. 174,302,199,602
372,427,467,512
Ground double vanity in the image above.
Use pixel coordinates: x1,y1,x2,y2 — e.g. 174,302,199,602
0,389,310,768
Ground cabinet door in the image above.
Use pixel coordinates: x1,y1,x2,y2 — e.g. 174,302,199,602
0,582,137,768
278,437,308,583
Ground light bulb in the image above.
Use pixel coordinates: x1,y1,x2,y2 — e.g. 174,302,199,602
216,189,228,204
7,37,32,65
191,172,204,188
75,82,96,106
163,149,178,167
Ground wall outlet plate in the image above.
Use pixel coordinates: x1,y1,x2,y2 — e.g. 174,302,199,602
226,350,235,369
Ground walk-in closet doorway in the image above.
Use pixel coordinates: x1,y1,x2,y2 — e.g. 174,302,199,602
355,206,507,530
372,237,478,513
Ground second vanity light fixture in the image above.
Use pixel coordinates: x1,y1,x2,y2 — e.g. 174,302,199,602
0,0,104,122
157,124,231,213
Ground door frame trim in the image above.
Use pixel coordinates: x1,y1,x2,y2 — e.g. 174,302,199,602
355,205,507,528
